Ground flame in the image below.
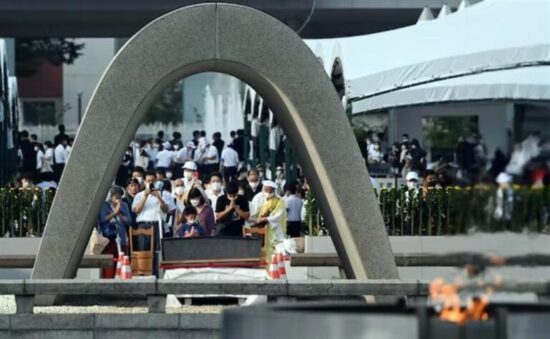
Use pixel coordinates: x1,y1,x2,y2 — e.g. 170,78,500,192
429,277,490,325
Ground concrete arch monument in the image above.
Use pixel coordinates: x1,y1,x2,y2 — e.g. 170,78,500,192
32,4,398,281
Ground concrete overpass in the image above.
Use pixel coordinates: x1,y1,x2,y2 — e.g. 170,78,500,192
0,0,468,39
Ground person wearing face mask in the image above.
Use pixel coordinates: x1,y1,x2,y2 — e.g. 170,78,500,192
243,169,263,202
404,171,421,203
182,188,215,236
131,166,146,188
174,141,195,179
182,161,200,191
249,180,287,259
99,186,132,278
194,137,219,176
132,171,170,277
175,206,205,238
215,181,250,236
205,172,224,212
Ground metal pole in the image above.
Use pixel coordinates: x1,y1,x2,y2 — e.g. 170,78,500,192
77,91,83,125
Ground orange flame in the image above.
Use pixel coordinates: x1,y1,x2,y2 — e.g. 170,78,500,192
429,277,490,325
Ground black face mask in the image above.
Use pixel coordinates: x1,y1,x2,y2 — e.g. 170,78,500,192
428,181,438,188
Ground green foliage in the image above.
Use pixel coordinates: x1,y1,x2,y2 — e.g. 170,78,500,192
16,38,84,77
423,116,478,148
379,185,550,236
0,187,55,237
142,81,184,124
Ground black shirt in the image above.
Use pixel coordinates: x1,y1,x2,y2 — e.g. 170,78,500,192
215,195,249,235
213,139,225,158
243,183,263,202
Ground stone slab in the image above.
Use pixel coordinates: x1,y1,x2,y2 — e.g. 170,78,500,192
0,316,9,330
178,314,221,330
95,314,179,329
9,314,94,330
7,331,93,339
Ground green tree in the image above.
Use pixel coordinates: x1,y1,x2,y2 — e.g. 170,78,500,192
143,81,184,124
16,38,84,77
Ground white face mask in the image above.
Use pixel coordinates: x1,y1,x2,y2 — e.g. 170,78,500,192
238,189,245,196
184,171,193,180
190,199,200,207
173,145,180,151
135,176,144,185
211,182,222,192
263,192,275,199
249,181,259,190
173,186,184,196
166,172,173,180
187,218,197,224
407,182,418,190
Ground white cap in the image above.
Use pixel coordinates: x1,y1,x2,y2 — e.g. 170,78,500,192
163,142,172,150
496,172,513,184
186,141,196,149
406,171,419,181
262,180,277,189
182,161,197,171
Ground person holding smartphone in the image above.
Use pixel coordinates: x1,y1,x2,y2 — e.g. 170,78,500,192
132,171,171,277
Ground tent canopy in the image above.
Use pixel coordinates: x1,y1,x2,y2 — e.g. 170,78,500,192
305,0,550,113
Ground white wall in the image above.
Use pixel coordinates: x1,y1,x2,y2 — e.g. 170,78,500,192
63,38,116,135
393,101,511,158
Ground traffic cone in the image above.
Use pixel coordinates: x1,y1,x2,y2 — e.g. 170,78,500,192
121,255,132,280
268,254,280,280
277,253,287,280
115,253,124,280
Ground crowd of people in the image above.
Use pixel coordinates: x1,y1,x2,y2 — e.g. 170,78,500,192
14,125,308,277
365,131,550,189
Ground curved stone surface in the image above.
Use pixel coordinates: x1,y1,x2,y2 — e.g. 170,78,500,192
32,4,398,282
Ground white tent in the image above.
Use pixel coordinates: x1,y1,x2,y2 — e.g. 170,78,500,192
305,0,550,113
354,66,550,112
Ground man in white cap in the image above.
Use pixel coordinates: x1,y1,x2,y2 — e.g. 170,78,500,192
182,161,200,193
248,180,287,258
155,142,174,171
194,137,219,177
174,141,195,178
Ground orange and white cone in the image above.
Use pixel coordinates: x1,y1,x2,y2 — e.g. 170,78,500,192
115,253,124,280
121,255,132,280
277,253,287,280
268,254,280,280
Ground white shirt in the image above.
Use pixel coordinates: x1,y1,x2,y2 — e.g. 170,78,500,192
205,188,225,211
132,190,175,222
37,181,57,191
155,150,174,168
194,145,219,165
65,145,72,161
36,149,44,170
54,144,66,164
175,148,193,164
220,147,239,168
284,194,303,222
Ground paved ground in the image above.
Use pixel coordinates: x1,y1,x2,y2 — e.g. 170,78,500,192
0,295,225,314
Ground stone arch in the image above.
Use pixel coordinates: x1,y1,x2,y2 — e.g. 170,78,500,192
32,4,398,281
